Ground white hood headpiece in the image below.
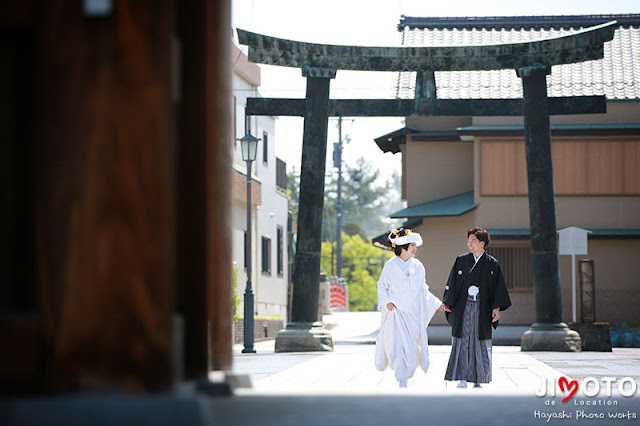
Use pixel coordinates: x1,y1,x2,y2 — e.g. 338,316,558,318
388,229,423,247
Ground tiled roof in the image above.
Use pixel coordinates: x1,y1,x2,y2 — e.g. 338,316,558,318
395,15,640,100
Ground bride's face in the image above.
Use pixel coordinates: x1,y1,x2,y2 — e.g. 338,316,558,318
405,242,417,257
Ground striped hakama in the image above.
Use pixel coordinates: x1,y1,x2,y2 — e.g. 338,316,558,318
444,295,492,383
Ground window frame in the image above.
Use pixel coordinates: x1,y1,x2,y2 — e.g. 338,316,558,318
261,236,271,275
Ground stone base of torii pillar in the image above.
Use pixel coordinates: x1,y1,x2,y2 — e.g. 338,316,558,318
521,323,582,352
275,322,333,353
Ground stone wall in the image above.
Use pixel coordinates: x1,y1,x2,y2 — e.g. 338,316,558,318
234,318,284,344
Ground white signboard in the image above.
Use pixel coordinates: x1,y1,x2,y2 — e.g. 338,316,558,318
558,226,590,255
557,226,591,323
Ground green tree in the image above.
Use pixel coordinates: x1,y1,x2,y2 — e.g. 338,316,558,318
348,269,377,312
232,265,240,321
323,157,403,241
341,157,388,236
342,222,367,240
322,201,337,242
321,232,393,311
292,157,402,241
321,240,335,277
383,169,406,231
286,167,300,219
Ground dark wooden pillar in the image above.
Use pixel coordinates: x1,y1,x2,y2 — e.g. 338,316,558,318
34,1,177,390
204,0,233,376
518,65,581,352
178,0,233,383
275,69,334,352
0,5,40,394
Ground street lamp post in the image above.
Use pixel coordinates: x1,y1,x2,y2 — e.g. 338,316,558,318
239,133,260,354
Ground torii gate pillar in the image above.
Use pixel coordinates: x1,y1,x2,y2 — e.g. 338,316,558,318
518,66,581,351
275,68,335,352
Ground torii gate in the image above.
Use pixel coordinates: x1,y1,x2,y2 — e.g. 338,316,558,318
238,21,616,352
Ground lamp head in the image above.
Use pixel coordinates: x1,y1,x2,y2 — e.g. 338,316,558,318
239,133,260,162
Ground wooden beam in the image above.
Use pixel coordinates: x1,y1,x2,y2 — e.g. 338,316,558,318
246,96,607,117
178,0,233,379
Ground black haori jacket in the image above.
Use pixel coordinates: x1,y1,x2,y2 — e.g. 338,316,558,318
443,252,512,340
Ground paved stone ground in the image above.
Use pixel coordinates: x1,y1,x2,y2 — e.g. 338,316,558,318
233,340,640,397
224,313,640,425
234,312,640,397
233,341,561,395
7,313,640,425
223,339,640,426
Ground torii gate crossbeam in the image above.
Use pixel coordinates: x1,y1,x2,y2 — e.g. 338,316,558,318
246,96,607,117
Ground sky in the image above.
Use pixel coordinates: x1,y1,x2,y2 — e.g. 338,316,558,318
231,0,640,183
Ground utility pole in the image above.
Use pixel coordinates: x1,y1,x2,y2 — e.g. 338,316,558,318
334,117,343,278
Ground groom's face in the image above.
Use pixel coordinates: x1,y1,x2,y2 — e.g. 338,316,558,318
467,234,484,254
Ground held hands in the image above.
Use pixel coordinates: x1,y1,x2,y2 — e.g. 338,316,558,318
439,303,451,312
389,302,451,312
492,308,500,322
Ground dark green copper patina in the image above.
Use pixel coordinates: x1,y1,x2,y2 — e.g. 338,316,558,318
237,22,614,71
237,21,616,352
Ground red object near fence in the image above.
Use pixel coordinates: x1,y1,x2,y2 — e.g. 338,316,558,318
329,282,348,310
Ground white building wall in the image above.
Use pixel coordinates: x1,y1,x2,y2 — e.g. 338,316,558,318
231,42,289,323
254,117,289,320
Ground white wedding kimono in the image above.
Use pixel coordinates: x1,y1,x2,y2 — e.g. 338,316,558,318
375,256,442,382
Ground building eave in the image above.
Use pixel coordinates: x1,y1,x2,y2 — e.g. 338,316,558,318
457,124,640,137
389,191,477,219
374,126,418,153
489,228,640,240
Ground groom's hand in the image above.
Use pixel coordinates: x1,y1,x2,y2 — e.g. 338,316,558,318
492,308,500,322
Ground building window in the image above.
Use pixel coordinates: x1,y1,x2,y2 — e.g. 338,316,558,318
486,246,533,291
263,131,268,163
276,158,287,191
262,237,271,274
277,227,284,275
